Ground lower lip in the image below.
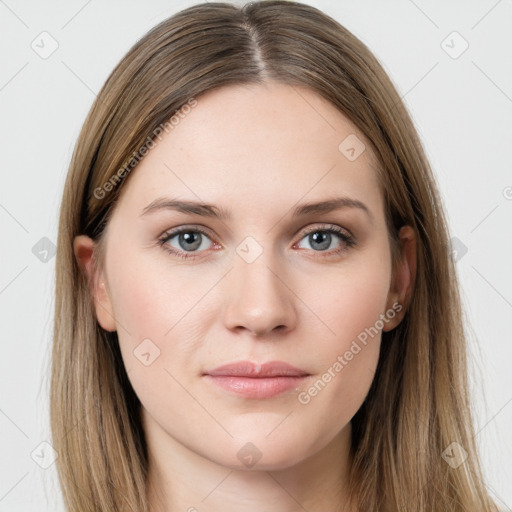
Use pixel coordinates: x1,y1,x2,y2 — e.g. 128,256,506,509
204,375,309,399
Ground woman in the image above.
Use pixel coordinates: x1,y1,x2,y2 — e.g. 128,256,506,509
51,1,499,511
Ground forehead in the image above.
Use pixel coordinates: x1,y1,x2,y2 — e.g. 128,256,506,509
114,82,383,219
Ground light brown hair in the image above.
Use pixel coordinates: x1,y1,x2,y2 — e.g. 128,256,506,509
51,2,498,510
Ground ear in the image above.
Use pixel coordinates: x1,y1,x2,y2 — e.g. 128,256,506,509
383,225,416,331
73,235,117,332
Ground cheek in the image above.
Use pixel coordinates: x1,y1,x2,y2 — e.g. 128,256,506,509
109,273,167,342
299,244,392,346
107,251,215,343
294,245,391,420
102,250,169,380
104,250,219,396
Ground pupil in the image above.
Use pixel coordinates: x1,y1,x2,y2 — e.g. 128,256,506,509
310,231,331,251
179,232,201,251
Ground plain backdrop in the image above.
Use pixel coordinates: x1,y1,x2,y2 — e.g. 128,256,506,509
1,0,511,510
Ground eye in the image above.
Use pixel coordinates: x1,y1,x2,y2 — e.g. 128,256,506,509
158,224,356,260
295,225,356,254
158,227,217,259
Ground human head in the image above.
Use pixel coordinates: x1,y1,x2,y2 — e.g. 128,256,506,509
51,2,496,511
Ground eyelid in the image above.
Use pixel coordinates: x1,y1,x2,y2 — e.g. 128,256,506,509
296,223,353,240
159,224,217,242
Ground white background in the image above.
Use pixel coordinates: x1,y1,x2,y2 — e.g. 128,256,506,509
0,0,511,510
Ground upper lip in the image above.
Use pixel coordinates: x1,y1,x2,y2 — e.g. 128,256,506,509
203,361,310,378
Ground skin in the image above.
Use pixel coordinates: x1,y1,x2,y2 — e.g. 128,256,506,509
74,82,416,512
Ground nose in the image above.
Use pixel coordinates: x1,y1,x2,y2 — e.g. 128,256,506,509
222,250,297,337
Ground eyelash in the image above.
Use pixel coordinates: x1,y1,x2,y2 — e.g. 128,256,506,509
157,225,356,260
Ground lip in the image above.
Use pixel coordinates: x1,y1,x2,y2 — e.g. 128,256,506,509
203,361,311,399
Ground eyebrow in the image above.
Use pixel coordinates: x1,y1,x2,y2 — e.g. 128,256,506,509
141,196,372,221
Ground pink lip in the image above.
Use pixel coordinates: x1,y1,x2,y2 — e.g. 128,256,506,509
203,361,311,399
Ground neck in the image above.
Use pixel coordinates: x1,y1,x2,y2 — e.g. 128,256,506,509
144,414,356,512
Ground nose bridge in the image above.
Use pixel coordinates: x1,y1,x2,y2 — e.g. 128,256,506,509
222,237,296,336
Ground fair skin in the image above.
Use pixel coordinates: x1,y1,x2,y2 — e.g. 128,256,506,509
74,82,415,511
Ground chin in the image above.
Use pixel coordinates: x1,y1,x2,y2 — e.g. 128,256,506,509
207,434,316,472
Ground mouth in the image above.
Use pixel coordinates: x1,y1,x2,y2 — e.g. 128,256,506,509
202,360,311,399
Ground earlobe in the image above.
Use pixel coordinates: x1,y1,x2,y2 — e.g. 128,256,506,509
73,235,117,332
383,225,416,331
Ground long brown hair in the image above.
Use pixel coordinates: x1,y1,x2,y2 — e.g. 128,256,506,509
50,2,499,510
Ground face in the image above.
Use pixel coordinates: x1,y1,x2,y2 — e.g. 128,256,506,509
77,82,410,471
